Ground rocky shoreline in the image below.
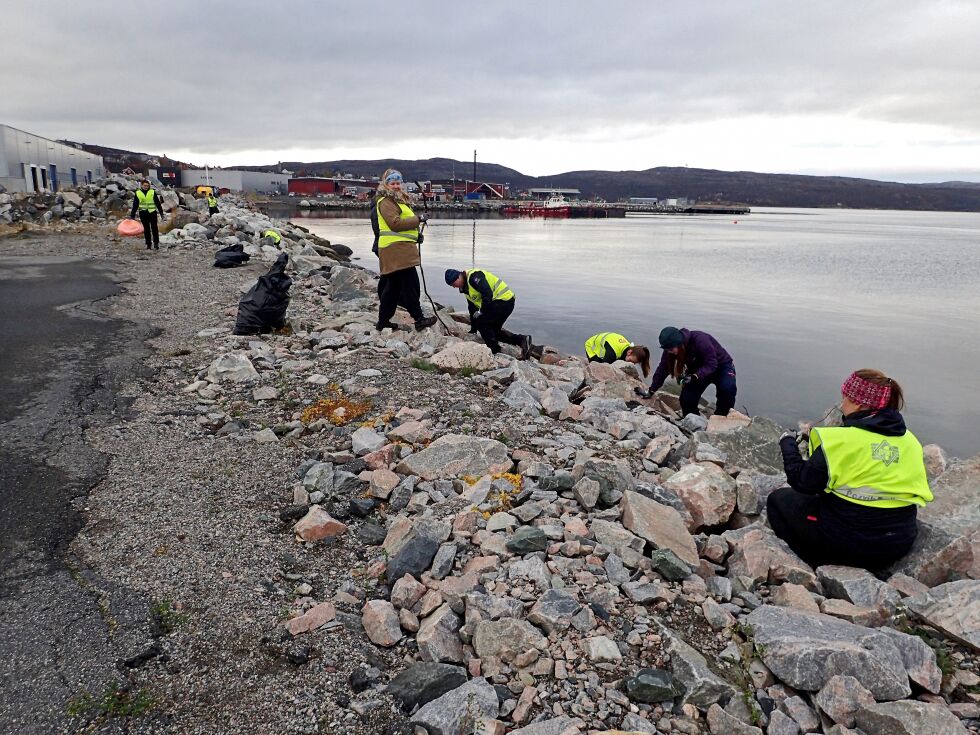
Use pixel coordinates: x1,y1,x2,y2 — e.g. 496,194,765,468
2,185,978,734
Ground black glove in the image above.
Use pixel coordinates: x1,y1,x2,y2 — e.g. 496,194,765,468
678,373,696,386
634,387,652,399
417,233,424,245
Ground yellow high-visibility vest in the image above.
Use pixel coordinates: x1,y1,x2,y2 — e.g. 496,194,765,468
585,332,633,360
207,194,217,207
376,198,419,249
136,189,157,213
464,270,514,309
810,426,932,508
262,230,282,244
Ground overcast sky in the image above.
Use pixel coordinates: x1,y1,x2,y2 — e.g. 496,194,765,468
5,1,979,181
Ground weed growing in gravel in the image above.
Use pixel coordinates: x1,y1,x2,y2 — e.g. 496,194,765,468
67,681,154,720
410,358,438,373
300,387,372,426
151,599,188,634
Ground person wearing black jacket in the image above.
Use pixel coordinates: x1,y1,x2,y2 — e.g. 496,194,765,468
444,268,533,359
768,369,932,572
129,180,167,250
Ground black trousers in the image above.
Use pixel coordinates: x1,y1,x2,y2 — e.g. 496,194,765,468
208,206,219,215
474,298,525,353
680,363,737,416
138,211,160,247
378,267,424,324
767,487,918,572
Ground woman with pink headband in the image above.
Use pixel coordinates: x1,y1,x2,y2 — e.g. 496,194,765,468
767,369,933,571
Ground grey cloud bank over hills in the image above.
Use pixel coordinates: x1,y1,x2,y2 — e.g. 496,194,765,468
5,1,980,182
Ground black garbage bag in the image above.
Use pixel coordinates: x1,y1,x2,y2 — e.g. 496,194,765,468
213,242,251,268
233,253,291,335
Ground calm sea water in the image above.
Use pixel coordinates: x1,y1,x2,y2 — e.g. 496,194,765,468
294,208,980,457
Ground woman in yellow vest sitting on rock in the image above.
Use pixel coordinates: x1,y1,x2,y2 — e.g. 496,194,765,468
584,332,651,376
768,369,932,572
444,268,533,359
372,170,437,332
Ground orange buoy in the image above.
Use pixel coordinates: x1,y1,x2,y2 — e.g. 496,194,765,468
117,218,144,237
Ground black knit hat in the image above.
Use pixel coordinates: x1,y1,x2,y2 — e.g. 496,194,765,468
445,268,462,286
659,326,684,348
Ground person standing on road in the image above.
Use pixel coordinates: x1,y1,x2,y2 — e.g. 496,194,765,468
444,268,533,359
129,180,166,250
768,369,932,571
584,332,651,375
373,169,436,331
635,326,737,416
206,190,219,216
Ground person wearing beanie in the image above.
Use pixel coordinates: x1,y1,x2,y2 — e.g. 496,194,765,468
635,326,736,416
371,169,437,332
445,268,533,359
767,369,932,571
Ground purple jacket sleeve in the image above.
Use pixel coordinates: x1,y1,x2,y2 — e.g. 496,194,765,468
648,351,670,392
691,332,719,381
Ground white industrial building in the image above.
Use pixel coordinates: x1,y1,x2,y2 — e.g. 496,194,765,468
164,168,291,194
0,124,105,193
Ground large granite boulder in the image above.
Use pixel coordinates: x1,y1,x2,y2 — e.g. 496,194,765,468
620,490,699,566
906,579,980,651
410,678,499,735
744,605,934,700
396,434,512,480
652,620,736,708
690,416,784,474
430,341,495,372
724,525,817,589
893,454,980,586
662,462,737,530
855,700,969,735
385,662,467,711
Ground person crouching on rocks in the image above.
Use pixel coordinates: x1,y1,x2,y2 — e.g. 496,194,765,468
635,326,736,416
768,369,932,572
585,332,651,376
372,169,437,332
444,268,533,359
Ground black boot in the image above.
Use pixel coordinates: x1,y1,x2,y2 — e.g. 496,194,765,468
414,316,437,331
520,335,534,360
375,321,397,331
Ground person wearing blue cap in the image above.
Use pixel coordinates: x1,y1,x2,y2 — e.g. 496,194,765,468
371,169,436,331
635,326,737,416
445,268,533,359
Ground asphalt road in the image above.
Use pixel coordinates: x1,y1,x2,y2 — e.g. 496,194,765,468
0,256,152,733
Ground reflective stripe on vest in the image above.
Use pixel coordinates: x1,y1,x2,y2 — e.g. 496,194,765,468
376,198,419,249
465,270,514,309
136,189,157,213
207,195,217,207
809,426,933,508
585,332,632,360
263,230,281,244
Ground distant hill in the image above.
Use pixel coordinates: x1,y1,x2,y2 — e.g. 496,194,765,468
62,140,980,211
247,158,980,211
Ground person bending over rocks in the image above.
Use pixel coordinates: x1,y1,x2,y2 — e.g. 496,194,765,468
584,332,650,375
444,268,532,359
371,169,437,332
768,369,933,571
635,326,736,416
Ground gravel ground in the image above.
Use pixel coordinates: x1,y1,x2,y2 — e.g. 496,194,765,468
0,228,536,734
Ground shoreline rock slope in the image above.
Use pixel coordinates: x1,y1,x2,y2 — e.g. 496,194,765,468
5,189,978,734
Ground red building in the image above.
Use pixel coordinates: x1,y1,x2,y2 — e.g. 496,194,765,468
288,177,338,196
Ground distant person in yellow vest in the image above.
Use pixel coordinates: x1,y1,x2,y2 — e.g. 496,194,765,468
129,180,167,250
372,169,436,331
768,369,932,571
444,268,533,359
261,229,282,247
206,190,219,215
584,332,651,376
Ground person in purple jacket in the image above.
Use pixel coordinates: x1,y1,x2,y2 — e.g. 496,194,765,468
635,326,737,416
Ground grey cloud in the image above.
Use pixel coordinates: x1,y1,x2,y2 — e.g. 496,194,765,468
4,0,979,165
